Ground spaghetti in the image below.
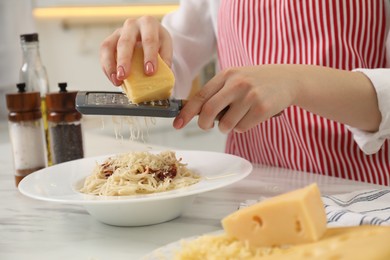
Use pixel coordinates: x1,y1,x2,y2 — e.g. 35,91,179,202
80,150,200,196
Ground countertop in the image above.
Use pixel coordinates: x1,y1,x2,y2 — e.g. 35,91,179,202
0,119,384,260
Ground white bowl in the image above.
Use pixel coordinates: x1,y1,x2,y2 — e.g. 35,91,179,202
18,150,253,226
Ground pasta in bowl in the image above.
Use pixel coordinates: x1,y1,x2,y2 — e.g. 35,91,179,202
18,150,253,226
80,151,201,196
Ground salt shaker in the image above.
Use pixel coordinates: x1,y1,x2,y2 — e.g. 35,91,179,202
6,83,48,186
46,82,84,164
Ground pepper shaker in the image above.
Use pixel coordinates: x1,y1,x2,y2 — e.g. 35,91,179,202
6,83,48,186
46,82,84,164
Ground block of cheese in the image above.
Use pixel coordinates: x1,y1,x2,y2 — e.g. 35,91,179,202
122,46,175,104
222,183,327,247
260,225,390,260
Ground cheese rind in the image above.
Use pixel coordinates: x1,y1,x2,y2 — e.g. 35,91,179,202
222,183,327,247
122,47,175,104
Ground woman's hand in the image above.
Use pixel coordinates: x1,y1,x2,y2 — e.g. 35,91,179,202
173,64,381,134
100,16,173,86
173,65,301,134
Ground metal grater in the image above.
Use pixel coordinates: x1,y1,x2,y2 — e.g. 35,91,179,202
75,91,183,117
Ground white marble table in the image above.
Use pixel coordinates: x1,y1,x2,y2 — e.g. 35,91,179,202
0,120,384,260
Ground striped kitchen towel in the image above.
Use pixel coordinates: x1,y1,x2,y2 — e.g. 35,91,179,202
239,189,390,227
322,189,390,227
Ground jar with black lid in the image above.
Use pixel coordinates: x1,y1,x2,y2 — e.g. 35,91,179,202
46,83,84,164
6,83,47,186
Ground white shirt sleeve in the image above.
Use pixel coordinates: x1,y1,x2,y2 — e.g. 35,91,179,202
346,1,390,154
347,69,390,154
161,0,219,99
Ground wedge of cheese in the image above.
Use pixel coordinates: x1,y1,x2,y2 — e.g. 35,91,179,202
222,183,327,247
122,47,175,104
259,225,390,260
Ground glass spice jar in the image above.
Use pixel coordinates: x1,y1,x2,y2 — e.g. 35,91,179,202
46,83,84,165
6,83,48,186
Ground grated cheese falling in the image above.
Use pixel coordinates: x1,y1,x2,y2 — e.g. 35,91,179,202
101,115,157,143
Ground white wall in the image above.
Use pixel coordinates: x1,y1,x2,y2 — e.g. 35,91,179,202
34,0,178,8
36,20,116,92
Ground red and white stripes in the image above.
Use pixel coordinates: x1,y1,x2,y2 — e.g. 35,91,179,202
218,0,390,185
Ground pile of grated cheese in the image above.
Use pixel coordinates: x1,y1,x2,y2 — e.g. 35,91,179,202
173,233,287,260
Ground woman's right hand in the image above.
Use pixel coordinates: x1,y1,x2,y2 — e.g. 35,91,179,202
99,16,173,86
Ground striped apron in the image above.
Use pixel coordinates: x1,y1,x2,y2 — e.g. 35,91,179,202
218,0,390,185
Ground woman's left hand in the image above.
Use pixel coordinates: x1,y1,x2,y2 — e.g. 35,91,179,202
173,65,301,133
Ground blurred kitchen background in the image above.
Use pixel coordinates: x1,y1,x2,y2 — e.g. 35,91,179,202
0,0,227,152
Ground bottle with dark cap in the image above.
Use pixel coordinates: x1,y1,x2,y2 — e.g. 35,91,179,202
19,33,49,95
46,82,84,165
6,83,47,186
19,32,51,165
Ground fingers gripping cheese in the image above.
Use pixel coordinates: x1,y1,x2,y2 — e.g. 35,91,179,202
122,47,175,104
222,183,327,247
